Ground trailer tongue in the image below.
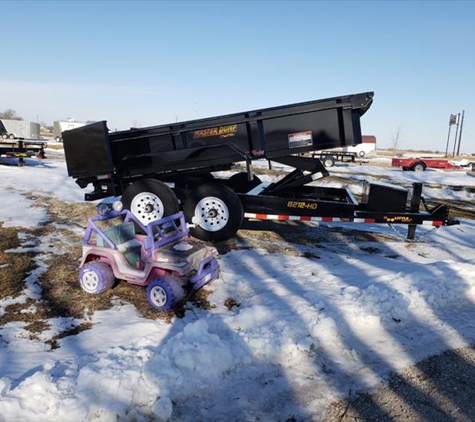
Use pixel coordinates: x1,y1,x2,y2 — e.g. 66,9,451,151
62,92,458,241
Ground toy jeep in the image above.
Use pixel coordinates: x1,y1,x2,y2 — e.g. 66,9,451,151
79,202,219,311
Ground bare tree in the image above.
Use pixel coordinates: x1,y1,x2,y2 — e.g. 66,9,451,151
391,126,404,153
0,109,23,120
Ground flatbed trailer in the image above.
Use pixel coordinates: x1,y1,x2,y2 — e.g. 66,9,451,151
63,92,458,241
311,150,358,167
392,157,475,171
0,139,46,166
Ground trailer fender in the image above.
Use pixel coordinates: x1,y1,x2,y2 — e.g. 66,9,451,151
183,183,243,241
228,172,262,193
122,179,179,229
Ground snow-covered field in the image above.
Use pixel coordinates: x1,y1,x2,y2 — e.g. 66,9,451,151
1,154,475,421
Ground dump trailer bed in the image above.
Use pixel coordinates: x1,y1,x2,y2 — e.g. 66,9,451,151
64,92,373,183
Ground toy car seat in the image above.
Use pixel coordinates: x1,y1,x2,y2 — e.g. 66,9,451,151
97,222,143,268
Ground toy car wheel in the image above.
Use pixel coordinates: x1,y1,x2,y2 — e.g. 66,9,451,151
228,172,262,193
184,183,243,241
146,278,184,311
122,179,179,229
79,261,115,294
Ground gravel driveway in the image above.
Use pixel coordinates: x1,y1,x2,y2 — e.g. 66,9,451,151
324,345,475,421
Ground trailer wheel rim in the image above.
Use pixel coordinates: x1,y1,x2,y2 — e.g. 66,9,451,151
149,285,168,307
81,269,100,292
130,191,165,225
194,196,229,232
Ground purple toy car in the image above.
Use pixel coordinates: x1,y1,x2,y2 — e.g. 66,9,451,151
79,201,219,311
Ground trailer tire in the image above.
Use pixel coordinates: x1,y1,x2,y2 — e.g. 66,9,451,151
122,179,179,229
228,172,262,193
412,163,426,172
1,134,7,139
8,134,15,140
323,156,335,167
359,151,366,158
184,183,243,241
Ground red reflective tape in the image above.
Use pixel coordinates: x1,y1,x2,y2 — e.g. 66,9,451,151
278,215,289,220
365,218,376,223
256,214,267,219
300,216,312,221
322,217,333,222
433,221,443,227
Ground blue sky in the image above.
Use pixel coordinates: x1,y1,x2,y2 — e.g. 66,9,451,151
1,0,473,151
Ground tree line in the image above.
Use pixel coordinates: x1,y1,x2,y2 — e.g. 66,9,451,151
0,109,23,120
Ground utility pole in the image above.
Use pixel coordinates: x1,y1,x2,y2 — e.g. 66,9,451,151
452,113,460,157
456,110,465,156
445,114,457,157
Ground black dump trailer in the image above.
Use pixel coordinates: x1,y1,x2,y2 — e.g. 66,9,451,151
63,92,457,241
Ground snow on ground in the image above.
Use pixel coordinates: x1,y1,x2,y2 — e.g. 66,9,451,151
1,157,475,421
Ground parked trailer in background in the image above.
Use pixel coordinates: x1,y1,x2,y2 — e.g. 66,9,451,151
392,157,475,171
53,120,86,141
62,91,458,241
0,139,46,166
325,135,376,158
313,135,376,167
0,120,40,140
344,135,376,157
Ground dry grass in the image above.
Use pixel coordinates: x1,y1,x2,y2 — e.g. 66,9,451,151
0,224,36,299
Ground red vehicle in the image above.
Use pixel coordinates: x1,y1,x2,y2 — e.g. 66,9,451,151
392,157,473,172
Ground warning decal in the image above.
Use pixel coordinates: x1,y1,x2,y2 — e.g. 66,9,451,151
288,131,313,149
